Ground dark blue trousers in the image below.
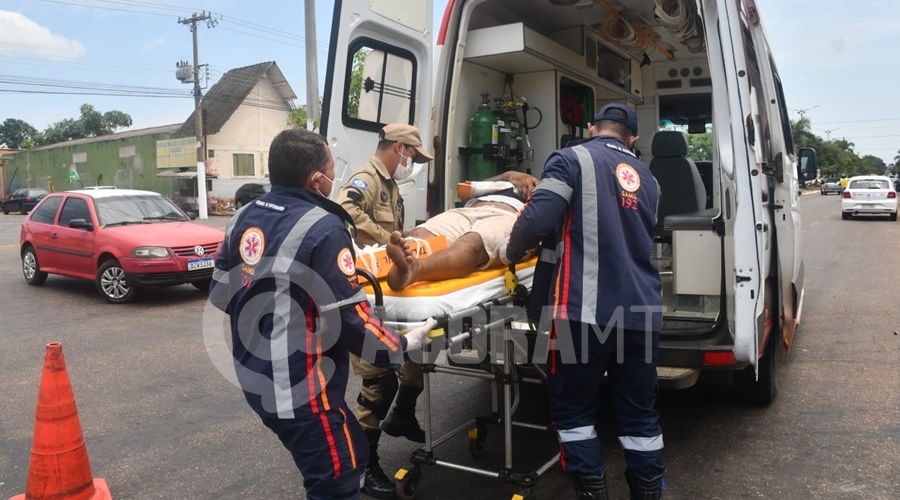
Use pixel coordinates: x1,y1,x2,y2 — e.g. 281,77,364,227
262,403,367,500
548,320,665,479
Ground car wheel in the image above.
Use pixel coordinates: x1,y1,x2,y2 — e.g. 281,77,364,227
842,212,850,220
96,259,137,303
891,213,897,222
2,206,8,215
234,199,244,210
22,246,48,286
191,278,212,291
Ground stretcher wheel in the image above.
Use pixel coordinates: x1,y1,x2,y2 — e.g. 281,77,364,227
395,465,421,499
468,423,487,457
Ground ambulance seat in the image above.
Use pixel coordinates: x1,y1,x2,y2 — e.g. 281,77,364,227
648,131,707,240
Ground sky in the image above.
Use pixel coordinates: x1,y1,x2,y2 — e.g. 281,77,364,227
1,0,899,165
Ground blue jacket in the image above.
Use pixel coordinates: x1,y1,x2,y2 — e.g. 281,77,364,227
210,185,406,419
507,135,662,332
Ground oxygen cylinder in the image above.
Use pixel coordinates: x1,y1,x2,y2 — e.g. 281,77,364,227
469,93,498,180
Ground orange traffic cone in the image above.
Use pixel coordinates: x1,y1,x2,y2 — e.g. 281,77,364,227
11,342,112,500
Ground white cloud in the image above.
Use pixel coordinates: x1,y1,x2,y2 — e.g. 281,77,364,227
140,37,166,53
0,10,86,61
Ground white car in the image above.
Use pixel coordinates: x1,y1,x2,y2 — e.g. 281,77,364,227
841,175,898,221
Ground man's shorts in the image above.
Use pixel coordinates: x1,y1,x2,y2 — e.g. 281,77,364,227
417,203,516,269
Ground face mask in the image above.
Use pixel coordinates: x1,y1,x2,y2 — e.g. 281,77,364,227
393,151,414,181
313,172,333,198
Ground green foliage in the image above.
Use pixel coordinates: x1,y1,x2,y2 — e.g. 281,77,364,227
0,118,39,149
39,104,133,146
790,118,890,177
687,132,712,161
287,100,321,130
347,48,369,119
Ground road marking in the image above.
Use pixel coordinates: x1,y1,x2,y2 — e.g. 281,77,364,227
0,244,18,249
809,221,820,227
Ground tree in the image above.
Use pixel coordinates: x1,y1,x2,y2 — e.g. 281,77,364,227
0,118,39,149
39,104,133,146
687,132,712,161
861,155,886,175
347,48,369,119
288,99,322,131
77,104,132,136
790,116,818,151
42,118,84,145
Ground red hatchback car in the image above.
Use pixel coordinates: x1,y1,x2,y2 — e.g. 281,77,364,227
19,189,225,303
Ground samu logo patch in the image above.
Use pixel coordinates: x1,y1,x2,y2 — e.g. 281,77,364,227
615,163,641,193
240,227,265,266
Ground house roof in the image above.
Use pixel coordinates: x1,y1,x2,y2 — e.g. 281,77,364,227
177,61,296,136
28,124,182,151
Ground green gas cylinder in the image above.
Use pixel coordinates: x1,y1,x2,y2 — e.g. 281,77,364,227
469,93,498,180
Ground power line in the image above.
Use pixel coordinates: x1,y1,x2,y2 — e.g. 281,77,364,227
817,117,900,125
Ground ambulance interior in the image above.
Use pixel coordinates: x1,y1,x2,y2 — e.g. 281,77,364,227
442,0,723,328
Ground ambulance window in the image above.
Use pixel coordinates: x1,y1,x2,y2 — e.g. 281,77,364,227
658,93,713,162
769,60,794,153
742,25,769,159
343,38,417,130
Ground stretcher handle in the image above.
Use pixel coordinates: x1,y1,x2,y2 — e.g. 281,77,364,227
355,267,383,307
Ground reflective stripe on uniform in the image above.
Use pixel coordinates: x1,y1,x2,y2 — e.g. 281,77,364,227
572,145,600,324
535,177,574,202
212,267,229,284
271,207,328,417
618,434,664,452
319,288,367,313
539,247,558,264
558,425,598,443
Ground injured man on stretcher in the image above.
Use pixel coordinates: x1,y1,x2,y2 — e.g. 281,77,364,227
383,170,537,291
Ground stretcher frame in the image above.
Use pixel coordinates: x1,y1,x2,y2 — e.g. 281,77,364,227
357,268,561,500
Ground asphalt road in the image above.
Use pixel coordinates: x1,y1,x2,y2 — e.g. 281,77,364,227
0,193,898,499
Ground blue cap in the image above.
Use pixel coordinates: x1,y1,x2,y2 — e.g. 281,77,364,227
593,103,638,135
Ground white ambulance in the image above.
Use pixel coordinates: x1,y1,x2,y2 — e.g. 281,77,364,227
320,0,819,404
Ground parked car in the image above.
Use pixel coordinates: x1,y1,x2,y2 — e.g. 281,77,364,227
2,188,49,214
820,178,842,195
841,175,897,221
234,183,270,209
19,189,225,303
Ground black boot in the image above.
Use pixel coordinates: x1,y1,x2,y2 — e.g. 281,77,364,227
381,385,425,443
361,430,397,499
570,470,610,500
625,471,664,500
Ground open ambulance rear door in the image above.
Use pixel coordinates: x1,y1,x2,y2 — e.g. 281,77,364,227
740,0,806,351
320,0,435,229
703,0,766,370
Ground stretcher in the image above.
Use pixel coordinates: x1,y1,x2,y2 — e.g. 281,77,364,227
359,258,560,500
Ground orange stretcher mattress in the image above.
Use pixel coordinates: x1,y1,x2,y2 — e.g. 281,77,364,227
362,257,538,322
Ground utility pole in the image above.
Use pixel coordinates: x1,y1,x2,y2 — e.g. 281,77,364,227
792,105,819,119
178,11,216,219
820,128,839,141
304,0,319,130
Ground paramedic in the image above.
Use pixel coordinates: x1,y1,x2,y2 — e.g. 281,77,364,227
504,104,666,499
384,170,538,291
209,129,436,500
336,123,435,499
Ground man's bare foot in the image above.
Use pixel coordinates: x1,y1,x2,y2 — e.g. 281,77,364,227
386,231,418,290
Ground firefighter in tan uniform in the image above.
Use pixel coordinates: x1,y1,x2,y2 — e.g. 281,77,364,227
336,123,434,499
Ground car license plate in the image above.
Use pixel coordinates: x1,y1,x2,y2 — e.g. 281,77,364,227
187,258,214,271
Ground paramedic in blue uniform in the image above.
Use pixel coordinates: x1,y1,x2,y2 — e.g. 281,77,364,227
504,104,665,499
336,123,435,499
209,128,435,500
